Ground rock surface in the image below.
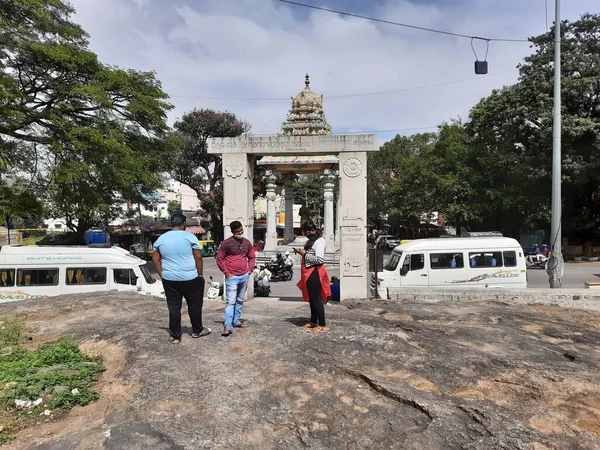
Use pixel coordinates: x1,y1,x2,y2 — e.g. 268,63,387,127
1,292,600,449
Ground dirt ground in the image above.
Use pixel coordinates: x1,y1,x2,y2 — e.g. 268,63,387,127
1,292,600,449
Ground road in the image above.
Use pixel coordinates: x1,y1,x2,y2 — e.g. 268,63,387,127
525,261,600,289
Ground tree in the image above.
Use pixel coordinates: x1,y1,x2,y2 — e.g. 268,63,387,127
467,13,600,239
167,200,181,216
170,109,250,241
367,133,437,228
293,175,325,221
0,0,175,239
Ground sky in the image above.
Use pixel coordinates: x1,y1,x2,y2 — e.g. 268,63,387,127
69,0,598,143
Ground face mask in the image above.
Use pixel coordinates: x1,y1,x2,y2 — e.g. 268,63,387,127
234,233,243,239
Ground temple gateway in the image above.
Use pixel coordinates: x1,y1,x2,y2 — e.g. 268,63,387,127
207,75,378,301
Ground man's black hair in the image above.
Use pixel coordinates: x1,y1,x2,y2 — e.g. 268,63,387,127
171,214,186,228
229,220,242,233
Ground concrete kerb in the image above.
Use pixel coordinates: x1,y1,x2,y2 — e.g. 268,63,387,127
387,288,600,311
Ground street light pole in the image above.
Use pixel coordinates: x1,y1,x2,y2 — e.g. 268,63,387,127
549,0,562,288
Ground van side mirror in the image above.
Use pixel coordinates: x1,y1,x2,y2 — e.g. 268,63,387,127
400,267,408,276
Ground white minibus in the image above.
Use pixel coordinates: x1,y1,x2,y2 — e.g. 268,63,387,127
0,244,164,302
371,237,527,298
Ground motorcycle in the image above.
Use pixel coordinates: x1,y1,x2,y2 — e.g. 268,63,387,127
266,262,293,282
206,276,224,299
525,252,548,269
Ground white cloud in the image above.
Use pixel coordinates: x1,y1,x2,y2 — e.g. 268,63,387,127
69,0,597,140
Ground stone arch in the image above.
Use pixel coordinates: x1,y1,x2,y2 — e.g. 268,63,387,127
207,134,379,301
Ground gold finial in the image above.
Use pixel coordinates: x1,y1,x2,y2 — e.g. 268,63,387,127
305,73,310,88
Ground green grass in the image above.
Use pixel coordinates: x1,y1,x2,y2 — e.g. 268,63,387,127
0,314,28,349
0,317,105,444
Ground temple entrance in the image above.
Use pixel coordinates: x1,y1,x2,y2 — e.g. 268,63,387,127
207,134,378,301
207,75,378,301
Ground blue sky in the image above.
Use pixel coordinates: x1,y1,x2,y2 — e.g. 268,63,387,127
69,0,598,143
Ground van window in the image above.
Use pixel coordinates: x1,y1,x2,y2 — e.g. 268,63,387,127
468,252,503,268
503,251,517,267
401,254,425,274
430,253,464,269
17,269,59,286
383,252,402,271
113,269,138,285
410,254,425,270
0,269,15,287
66,268,107,285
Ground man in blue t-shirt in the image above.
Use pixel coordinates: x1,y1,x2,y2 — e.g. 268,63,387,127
152,214,210,343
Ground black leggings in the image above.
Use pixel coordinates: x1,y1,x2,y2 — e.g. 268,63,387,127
307,267,325,326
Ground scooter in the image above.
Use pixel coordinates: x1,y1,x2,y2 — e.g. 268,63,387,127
525,253,548,269
206,276,224,299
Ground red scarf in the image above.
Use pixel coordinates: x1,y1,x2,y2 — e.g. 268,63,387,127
296,256,331,303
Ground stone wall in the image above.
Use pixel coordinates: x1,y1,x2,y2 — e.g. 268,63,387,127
387,288,600,311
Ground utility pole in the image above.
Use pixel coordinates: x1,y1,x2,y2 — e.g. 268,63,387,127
549,0,562,288
5,215,11,245
138,203,144,247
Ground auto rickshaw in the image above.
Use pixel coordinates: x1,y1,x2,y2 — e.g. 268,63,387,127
130,244,147,260
130,244,153,261
199,239,216,257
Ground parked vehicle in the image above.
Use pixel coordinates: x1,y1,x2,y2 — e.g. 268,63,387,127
371,237,527,298
206,276,223,299
375,235,400,249
253,265,271,297
525,252,549,269
199,239,216,257
0,244,164,302
129,243,153,261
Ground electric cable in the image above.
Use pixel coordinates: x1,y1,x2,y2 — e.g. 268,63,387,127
277,0,530,43
169,68,517,101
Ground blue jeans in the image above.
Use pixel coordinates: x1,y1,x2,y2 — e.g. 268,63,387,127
224,273,249,330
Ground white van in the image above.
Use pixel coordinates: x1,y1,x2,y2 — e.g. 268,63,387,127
0,244,164,302
372,237,527,298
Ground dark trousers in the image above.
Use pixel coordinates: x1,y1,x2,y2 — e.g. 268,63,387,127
162,276,205,339
307,268,326,326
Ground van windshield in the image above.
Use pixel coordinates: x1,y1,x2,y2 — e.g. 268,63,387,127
139,265,157,284
383,252,402,271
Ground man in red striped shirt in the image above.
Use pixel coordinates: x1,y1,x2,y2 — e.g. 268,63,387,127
216,221,256,337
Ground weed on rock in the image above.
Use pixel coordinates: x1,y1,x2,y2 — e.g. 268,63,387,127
0,315,105,444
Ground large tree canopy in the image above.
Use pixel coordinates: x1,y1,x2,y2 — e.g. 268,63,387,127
467,13,600,239
369,13,600,241
170,109,251,241
0,0,175,236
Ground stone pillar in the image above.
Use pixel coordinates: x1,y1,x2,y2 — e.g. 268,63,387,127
222,153,254,298
323,169,335,250
283,174,295,243
338,152,368,301
264,170,278,251
335,192,340,246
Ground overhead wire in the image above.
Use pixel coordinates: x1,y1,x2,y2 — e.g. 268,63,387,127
168,68,517,101
277,0,530,43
